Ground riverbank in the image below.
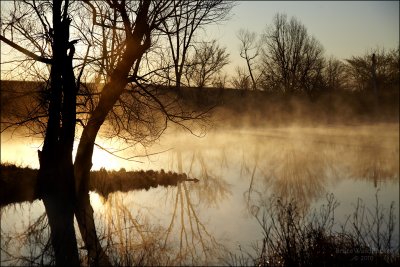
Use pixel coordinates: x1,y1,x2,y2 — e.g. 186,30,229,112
0,163,196,207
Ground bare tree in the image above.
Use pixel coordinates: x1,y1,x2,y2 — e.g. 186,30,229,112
260,13,325,95
184,39,230,88
211,71,229,89
73,3,232,263
345,47,400,92
237,29,261,90
159,0,233,94
1,0,234,265
230,66,251,90
323,56,347,91
1,0,82,265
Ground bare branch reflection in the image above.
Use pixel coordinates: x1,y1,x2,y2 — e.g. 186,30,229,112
239,130,398,214
161,150,232,265
1,125,398,265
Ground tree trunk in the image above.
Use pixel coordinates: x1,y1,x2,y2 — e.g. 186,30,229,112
36,1,80,265
37,37,80,267
40,167,79,266
245,57,257,90
38,133,79,266
73,49,136,266
73,3,153,264
73,5,151,263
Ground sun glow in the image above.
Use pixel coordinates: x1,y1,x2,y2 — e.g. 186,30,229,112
89,191,105,211
75,136,129,171
91,145,120,170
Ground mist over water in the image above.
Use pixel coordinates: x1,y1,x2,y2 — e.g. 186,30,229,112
1,122,399,264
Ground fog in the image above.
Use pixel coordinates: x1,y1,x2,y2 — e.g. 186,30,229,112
2,121,399,264
1,80,399,265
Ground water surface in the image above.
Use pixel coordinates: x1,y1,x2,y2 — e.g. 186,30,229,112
1,123,399,265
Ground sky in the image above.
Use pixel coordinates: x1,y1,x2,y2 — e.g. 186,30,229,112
204,1,400,74
0,1,399,79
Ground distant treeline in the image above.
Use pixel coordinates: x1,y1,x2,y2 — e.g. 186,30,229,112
199,87,399,127
0,163,197,207
1,79,399,129
168,82,398,128
231,14,399,96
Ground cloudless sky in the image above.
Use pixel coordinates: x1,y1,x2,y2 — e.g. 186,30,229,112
204,1,399,74
1,1,399,79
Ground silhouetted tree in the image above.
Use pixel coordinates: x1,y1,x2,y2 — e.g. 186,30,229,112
237,29,261,90
230,66,251,90
1,0,82,265
75,1,232,265
323,56,347,91
184,39,230,88
260,13,325,96
345,47,400,92
182,39,229,104
211,72,229,89
1,0,233,265
157,0,233,94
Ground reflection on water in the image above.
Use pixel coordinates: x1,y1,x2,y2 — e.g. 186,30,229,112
1,124,399,265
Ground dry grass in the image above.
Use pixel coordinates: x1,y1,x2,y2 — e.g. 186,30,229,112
226,193,399,267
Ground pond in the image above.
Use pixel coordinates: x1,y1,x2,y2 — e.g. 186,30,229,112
1,123,399,265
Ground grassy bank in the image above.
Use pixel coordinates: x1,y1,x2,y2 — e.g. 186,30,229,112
0,163,196,207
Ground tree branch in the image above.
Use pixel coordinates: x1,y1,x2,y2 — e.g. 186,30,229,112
0,34,52,64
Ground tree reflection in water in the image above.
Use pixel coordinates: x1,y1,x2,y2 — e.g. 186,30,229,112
161,150,232,265
1,127,398,265
1,208,54,266
1,149,232,266
95,149,232,265
185,150,232,208
241,132,399,215
242,137,330,214
234,132,399,266
97,192,169,266
347,144,399,187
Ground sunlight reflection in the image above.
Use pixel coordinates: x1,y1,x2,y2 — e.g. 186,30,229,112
1,123,398,265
